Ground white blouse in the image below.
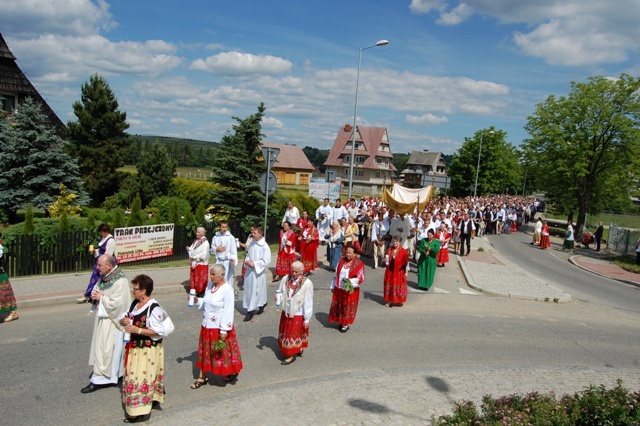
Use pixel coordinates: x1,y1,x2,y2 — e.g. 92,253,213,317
196,282,235,332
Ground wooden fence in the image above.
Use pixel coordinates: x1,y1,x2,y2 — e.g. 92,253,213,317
4,219,280,278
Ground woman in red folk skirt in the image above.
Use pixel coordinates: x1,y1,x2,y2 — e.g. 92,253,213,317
191,265,243,388
274,221,298,281
276,261,313,365
383,236,409,307
329,246,365,333
435,224,451,267
299,221,319,273
539,221,551,249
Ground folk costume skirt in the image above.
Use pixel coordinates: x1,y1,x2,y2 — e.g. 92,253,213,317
383,272,407,305
277,312,308,356
540,235,551,249
190,264,208,295
123,342,165,417
328,287,360,326
275,252,296,276
0,270,17,315
436,247,450,264
196,326,243,376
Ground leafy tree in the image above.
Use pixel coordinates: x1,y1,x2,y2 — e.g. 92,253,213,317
170,178,216,211
169,199,181,225
195,201,207,225
66,74,131,205
149,196,192,222
302,146,329,173
128,195,145,227
22,204,35,235
392,152,411,174
448,129,521,197
135,142,176,206
86,210,96,232
210,103,267,230
0,97,88,222
522,74,640,235
48,183,84,218
112,208,125,229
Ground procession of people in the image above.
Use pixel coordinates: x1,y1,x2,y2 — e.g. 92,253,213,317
0,192,582,423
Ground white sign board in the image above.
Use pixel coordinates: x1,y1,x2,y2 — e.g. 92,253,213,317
309,181,342,202
114,223,175,263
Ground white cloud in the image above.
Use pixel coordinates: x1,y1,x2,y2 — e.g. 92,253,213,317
406,113,449,125
0,0,115,37
170,118,190,125
409,0,444,14
437,4,473,26
10,35,182,79
190,51,293,76
262,116,284,129
409,0,640,67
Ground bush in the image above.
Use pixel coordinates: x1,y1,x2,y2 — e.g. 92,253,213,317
1,216,88,250
149,196,192,223
432,379,639,425
170,178,217,211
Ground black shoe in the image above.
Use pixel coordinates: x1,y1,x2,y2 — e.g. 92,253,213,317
243,311,254,322
339,325,350,333
152,401,162,410
257,303,267,315
81,383,113,394
124,414,149,423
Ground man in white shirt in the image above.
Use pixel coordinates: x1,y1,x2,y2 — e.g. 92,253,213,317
282,201,300,226
370,213,386,268
211,221,238,286
458,213,476,256
315,198,333,244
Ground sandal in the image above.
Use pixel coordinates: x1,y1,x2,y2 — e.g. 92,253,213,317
190,377,208,389
224,374,238,384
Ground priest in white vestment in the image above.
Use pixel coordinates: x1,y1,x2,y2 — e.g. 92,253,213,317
81,254,132,393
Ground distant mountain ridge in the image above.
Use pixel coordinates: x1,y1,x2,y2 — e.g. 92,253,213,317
132,135,220,150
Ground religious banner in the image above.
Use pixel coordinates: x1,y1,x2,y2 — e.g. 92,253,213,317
114,224,175,263
382,183,433,214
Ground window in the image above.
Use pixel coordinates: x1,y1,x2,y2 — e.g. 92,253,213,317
376,157,383,163
343,168,349,175
355,156,365,163
1,94,16,113
344,155,350,163
355,170,364,177
376,171,381,178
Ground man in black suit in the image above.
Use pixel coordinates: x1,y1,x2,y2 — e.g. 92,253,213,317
593,221,604,251
458,213,476,256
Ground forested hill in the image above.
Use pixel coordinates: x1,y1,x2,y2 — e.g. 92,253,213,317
128,135,220,167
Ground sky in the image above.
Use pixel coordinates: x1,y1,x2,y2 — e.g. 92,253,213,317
1,0,638,155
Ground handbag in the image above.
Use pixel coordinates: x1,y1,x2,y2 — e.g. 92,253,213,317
146,303,175,337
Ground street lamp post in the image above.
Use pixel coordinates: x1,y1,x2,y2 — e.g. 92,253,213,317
348,39,388,199
473,130,494,199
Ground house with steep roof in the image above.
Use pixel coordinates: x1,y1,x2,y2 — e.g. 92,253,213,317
323,125,396,194
0,33,63,129
261,142,315,185
401,150,448,189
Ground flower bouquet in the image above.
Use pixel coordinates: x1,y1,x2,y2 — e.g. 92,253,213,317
341,278,355,294
213,339,227,352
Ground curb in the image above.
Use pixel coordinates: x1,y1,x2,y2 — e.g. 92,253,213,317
568,256,640,289
16,283,186,310
459,258,571,303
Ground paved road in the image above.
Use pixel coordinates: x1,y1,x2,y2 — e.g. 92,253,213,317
2,236,639,425
485,228,640,313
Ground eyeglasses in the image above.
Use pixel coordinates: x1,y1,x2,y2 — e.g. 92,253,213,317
132,287,141,292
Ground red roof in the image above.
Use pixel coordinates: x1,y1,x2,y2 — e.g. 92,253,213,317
324,125,396,170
